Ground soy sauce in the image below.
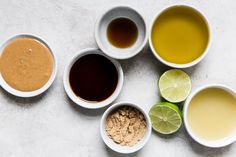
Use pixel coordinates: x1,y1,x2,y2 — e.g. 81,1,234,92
107,17,138,48
69,54,118,102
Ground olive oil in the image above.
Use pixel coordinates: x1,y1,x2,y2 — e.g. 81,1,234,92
107,18,138,48
151,6,209,64
187,88,236,140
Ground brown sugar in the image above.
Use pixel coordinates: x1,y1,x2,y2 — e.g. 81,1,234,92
105,106,147,146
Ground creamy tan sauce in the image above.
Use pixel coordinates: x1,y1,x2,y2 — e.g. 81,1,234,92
0,37,53,91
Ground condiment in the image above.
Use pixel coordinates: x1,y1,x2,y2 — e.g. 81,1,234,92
107,18,138,48
151,6,209,64
0,37,53,91
105,106,147,146
187,88,236,140
69,54,118,102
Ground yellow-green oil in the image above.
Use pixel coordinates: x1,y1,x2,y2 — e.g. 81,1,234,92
151,6,209,64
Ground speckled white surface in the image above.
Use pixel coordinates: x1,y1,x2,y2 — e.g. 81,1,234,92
1,0,236,157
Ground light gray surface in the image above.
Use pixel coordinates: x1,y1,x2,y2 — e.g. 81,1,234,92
0,0,236,157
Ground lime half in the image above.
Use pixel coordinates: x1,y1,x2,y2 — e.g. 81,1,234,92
159,69,191,103
149,102,182,134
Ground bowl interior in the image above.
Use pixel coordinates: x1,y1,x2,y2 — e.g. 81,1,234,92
184,85,236,147
100,103,151,153
63,48,123,109
0,34,57,97
96,6,147,59
149,5,211,68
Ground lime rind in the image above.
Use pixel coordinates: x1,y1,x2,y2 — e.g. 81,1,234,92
149,102,182,134
159,69,191,103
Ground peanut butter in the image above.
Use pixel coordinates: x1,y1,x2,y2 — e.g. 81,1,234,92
0,37,53,91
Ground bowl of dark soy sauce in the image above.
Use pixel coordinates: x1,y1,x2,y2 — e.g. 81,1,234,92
63,48,124,109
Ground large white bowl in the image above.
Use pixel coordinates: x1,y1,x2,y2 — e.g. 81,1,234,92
63,48,124,109
149,4,211,68
183,84,236,147
0,34,57,97
100,102,152,154
95,6,148,59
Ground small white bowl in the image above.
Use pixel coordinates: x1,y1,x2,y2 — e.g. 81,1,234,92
95,6,148,59
100,102,152,154
149,4,211,68
63,48,124,109
0,34,57,97
183,84,236,147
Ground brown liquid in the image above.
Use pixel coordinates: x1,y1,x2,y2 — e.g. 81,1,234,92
107,18,138,48
0,37,53,91
69,54,118,102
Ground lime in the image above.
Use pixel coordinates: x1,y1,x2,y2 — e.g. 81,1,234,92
149,102,182,134
159,69,191,103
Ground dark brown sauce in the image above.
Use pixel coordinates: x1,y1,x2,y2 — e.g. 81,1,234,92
107,17,138,48
69,54,118,102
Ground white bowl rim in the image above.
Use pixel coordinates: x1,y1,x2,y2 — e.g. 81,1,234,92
95,5,148,60
183,84,236,147
100,101,152,154
63,48,124,109
149,3,211,68
0,34,57,98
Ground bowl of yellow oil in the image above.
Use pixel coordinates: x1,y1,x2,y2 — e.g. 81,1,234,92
149,5,210,68
184,84,236,147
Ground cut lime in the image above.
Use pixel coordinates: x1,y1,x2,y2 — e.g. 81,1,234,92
159,69,191,103
149,102,182,134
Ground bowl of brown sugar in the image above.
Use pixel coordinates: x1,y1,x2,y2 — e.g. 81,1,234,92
100,102,151,154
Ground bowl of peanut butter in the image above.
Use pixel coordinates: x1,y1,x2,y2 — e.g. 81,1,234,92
0,34,57,97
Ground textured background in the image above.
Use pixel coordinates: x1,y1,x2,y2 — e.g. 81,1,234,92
0,0,236,157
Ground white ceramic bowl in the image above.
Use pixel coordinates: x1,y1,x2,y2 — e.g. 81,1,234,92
0,34,57,97
149,4,211,68
183,84,236,147
95,6,148,59
63,48,124,109
100,102,152,154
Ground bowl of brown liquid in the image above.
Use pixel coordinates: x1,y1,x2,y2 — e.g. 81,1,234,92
95,6,147,59
63,48,124,109
0,34,57,97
